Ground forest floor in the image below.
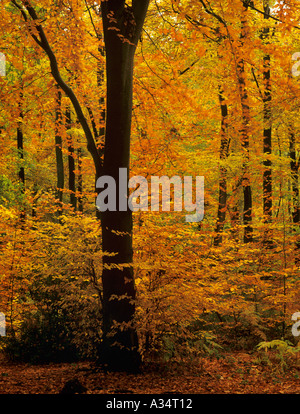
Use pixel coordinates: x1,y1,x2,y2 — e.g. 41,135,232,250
0,351,299,394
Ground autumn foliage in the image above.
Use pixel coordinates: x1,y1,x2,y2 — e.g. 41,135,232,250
0,0,300,382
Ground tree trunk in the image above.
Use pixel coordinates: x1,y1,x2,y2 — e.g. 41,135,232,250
237,3,253,243
262,3,273,245
55,86,64,213
31,183,38,218
99,0,150,371
17,96,25,223
95,43,106,221
77,147,83,213
98,42,106,143
214,86,230,246
289,129,300,264
66,108,76,210
228,179,241,242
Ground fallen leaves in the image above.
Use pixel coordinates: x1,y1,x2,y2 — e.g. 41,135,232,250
0,351,299,394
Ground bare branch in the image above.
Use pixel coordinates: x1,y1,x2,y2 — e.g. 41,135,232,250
85,0,100,38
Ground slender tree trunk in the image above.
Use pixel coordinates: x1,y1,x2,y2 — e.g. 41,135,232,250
262,3,273,245
66,108,76,210
55,86,64,213
96,43,105,221
98,42,106,142
289,129,300,264
214,86,230,246
99,0,150,371
17,125,25,189
17,97,25,223
237,3,253,243
31,183,38,218
228,180,241,242
77,147,83,213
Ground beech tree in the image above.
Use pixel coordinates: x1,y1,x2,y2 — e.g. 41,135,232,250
214,87,230,246
261,3,273,244
10,0,150,371
54,86,64,212
65,107,77,211
99,0,150,371
17,90,26,223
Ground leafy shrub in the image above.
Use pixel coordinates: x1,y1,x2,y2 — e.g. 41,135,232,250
3,215,103,363
256,339,300,372
4,311,79,363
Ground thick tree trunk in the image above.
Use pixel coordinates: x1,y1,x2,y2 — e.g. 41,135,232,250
214,87,230,246
99,0,150,371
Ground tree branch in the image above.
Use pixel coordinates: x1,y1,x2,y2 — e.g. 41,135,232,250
251,67,263,100
11,0,43,46
16,0,102,176
179,59,199,76
85,0,100,39
246,1,300,30
199,0,227,28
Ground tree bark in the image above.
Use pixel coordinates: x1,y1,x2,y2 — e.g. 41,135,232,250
77,147,83,213
54,86,64,213
214,86,230,246
65,108,76,210
262,3,273,245
237,3,253,243
97,42,106,143
31,183,38,218
99,0,150,372
17,94,26,223
289,129,300,264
